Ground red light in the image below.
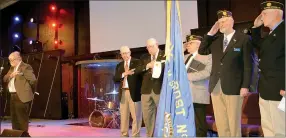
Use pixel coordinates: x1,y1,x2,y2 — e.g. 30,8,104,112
50,5,57,11
52,23,56,27
54,40,58,44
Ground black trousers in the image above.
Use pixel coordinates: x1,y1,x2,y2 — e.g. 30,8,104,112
194,103,208,137
10,93,30,132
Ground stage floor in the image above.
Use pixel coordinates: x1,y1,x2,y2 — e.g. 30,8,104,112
1,118,147,137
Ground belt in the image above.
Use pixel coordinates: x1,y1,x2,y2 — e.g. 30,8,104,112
122,88,129,90
10,93,17,95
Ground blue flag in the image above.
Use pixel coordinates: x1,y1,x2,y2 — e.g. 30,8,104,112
154,0,196,137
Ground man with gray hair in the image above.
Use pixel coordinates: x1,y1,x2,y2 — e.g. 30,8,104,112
198,10,253,136
3,51,36,134
252,0,285,136
136,38,165,137
114,46,142,137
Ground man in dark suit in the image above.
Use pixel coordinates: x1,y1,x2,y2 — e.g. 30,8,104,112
3,51,36,133
136,38,165,137
198,10,253,137
184,35,212,137
252,1,285,136
114,46,142,137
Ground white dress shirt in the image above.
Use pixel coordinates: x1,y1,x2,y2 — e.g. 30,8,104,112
8,62,22,93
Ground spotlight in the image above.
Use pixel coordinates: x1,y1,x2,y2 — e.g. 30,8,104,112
30,18,34,23
50,5,57,12
52,23,56,27
29,40,33,45
54,40,62,45
14,16,20,22
14,33,19,38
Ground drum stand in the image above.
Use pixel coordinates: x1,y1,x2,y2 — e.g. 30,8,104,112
106,110,120,129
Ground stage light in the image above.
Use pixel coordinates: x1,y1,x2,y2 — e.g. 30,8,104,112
52,23,56,27
54,40,62,45
14,16,20,22
30,18,34,23
14,33,19,38
29,40,33,45
50,5,57,12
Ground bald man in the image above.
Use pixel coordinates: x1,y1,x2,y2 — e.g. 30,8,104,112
114,46,142,137
3,52,36,133
252,1,285,136
136,38,165,137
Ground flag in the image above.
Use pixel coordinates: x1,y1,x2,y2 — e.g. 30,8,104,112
154,0,196,137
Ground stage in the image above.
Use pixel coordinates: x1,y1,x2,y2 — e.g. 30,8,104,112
1,117,147,137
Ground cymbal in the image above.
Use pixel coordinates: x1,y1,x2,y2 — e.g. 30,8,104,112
105,91,119,95
87,97,104,101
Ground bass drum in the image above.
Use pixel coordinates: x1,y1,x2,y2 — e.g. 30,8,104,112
89,110,113,128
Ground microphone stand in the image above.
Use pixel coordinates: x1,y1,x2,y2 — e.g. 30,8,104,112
0,67,4,134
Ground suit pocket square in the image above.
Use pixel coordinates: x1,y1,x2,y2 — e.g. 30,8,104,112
233,48,241,52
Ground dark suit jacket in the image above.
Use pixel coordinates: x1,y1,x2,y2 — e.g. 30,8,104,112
3,62,37,103
136,50,165,94
198,31,253,95
114,58,142,102
251,21,285,101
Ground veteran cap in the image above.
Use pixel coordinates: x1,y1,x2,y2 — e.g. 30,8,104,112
186,35,203,42
217,10,232,19
261,1,284,10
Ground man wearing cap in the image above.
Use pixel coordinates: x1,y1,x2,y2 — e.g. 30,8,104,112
136,38,165,137
198,10,253,136
184,35,212,137
252,0,285,136
114,46,142,137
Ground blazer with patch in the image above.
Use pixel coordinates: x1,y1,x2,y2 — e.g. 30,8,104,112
251,21,285,101
198,31,253,95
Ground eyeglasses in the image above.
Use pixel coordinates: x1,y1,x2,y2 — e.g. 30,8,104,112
9,58,16,62
120,52,130,55
147,45,155,49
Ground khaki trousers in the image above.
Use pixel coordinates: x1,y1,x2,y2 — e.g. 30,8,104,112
141,91,160,137
259,96,285,137
211,80,243,137
120,89,142,137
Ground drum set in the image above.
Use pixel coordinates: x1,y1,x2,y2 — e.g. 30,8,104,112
87,90,120,129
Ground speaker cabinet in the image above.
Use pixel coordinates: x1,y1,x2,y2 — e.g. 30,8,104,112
0,129,30,137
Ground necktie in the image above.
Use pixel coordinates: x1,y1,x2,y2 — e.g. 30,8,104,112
185,54,193,64
152,55,156,61
123,61,129,88
151,55,156,74
223,37,228,52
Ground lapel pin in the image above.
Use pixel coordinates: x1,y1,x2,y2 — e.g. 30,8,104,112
233,39,236,42
273,34,276,37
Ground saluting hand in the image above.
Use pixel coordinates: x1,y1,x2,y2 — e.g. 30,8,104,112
208,21,220,36
253,14,263,28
